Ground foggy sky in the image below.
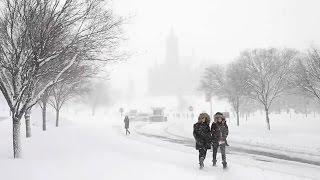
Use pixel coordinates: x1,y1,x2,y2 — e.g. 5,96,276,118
110,0,320,95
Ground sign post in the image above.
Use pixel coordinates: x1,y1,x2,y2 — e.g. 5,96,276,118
119,108,124,117
188,106,194,121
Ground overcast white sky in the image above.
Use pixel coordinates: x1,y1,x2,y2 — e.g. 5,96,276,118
109,0,320,94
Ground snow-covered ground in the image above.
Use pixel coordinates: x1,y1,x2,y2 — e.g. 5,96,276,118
120,95,320,163
0,105,320,180
134,113,320,164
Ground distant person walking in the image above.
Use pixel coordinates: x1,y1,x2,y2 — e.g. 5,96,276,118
211,112,229,169
193,113,212,169
124,115,130,135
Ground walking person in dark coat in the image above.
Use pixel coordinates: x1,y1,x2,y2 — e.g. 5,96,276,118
124,115,130,135
211,112,229,169
193,113,212,169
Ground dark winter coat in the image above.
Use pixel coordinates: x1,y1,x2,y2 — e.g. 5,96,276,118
124,117,129,129
211,122,228,143
193,122,212,150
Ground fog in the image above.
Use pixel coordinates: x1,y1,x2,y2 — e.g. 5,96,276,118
108,0,320,97
2,1,320,179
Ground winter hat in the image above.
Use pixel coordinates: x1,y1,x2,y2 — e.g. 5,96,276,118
214,112,225,122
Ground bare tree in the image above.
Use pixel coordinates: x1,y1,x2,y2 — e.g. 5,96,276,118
225,61,248,126
294,49,320,103
239,48,297,130
49,81,80,127
199,65,225,96
199,65,225,119
49,62,96,127
199,63,247,126
0,0,123,158
239,98,259,121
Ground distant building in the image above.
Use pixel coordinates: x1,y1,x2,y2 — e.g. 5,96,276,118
148,29,198,96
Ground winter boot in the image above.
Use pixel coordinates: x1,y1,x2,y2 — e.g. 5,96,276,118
199,157,205,169
212,160,217,166
222,162,227,169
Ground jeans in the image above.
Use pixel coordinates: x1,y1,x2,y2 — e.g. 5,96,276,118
212,143,226,164
199,148,207,159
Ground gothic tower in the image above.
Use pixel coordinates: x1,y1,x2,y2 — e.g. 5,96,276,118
165,28,179,66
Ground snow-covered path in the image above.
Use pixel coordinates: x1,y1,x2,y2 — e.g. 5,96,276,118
129,121,320,180
133,119,320,165
1,119,320,180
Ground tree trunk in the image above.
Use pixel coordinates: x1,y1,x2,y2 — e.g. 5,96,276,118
55,109,60,127
13,117,22,158
265,107,271,130
236,110,240,126
235,99,240,126
25,109,31,138
42,102,47,131
304,103,308,118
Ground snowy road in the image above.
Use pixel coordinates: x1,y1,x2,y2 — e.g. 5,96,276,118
129,121,320,180
138,123,320,166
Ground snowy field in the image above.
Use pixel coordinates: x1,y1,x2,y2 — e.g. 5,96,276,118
0,104,320,180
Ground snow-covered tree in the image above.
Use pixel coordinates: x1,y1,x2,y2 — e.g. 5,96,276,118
238,48,297,130
49,63,96,127
0,0,123,158
225,61,249,126
294,49,320,104
199,63,248,126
